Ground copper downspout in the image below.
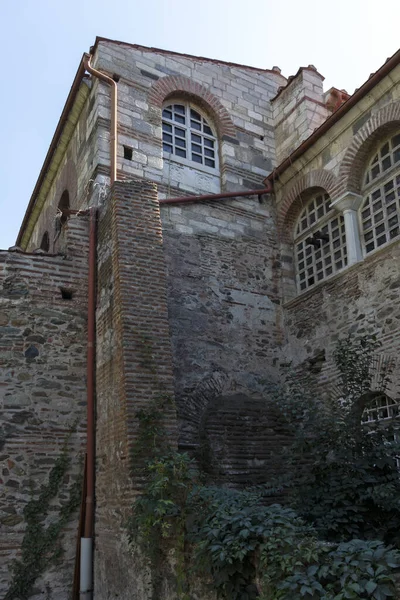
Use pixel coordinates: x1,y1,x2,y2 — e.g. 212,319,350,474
85,207,97,540
79,207,97,600
83,53,117,184
158,184,272,205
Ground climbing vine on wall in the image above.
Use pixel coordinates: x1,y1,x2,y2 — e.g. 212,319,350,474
5,430,82,600
129,335,400,599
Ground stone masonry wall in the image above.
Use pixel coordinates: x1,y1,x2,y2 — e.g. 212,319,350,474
92,40,286,196
283,240,400,398
94,181,177,600
160,192,284,477
272,67,330,165
26,82,99,252
0,215,89,599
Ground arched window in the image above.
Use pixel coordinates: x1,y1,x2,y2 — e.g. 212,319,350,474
162,102,218,170
361,133,400,254
362,393,399,423
294,191,347,292
40,231,50,252
58,190,70,225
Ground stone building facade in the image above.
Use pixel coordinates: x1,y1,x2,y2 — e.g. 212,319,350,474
2,36,400,598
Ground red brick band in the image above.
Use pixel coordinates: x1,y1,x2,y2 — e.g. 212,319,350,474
338,101,400,195
278,169,339,241
148,75,236,138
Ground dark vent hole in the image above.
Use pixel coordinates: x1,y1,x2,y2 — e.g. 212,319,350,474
112,73,120,82
60,287,74,300
123,146,133,160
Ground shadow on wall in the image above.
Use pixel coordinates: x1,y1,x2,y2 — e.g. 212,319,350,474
196,393,292,489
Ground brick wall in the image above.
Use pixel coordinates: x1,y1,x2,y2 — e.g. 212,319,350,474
0,215,89,599
94,180,177,600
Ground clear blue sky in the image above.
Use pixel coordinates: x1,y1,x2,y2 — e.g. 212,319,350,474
2,0,400,249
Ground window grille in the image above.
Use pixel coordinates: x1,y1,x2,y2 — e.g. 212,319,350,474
362,395,400,423
294,192,347,292
162,103,217,169
361,134,400,254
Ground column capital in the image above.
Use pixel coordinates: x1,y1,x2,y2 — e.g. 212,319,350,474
331,192,363,212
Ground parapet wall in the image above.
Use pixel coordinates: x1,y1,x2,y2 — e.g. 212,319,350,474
0,215,89,599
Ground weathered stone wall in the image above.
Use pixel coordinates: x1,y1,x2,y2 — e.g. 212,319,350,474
0,215,89,599
160,193,286,481
283,240,400,395
93,40,286,196
272,66,330,165
25,81,100,252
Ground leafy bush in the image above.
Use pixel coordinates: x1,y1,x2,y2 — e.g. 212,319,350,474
129,334,400,599
273,335,400,544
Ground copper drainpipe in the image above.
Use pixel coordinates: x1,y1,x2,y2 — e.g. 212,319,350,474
83,53,117,184
79,55,117,600
79,207,97,600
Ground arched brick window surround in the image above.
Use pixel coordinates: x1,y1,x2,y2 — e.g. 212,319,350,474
338,102,400,196
278,170,339,242
148,75,236,139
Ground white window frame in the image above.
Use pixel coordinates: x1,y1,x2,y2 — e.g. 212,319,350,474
294,192,348,293
162,101,219,176
360,133,400,256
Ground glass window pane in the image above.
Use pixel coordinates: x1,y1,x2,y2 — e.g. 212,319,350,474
174,104,185,114
205,148,214,158
371,164,380,179
384,180,394,193
191,143,202,153
377,234,386,247
385,191,395,203
204,138,214,148
204,125,213,135
162,122,172,133
174,114,185,124
192,154,202,163
382,156,392,171
163,133,172,143
190,109,201,120
380,142,389,157
192,134,202,143
175,127,186,137
163,143,172,153
176,148,186,158
205,158,215,167
366,241,375,253
176,138,186,148
162,109,172,119
392,134,400,148
190,120,201,131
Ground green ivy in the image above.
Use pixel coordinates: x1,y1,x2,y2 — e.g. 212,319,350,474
5,434,82,600
128,334,400,599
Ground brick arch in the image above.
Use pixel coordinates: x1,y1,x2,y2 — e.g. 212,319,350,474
278,169,339,241
148,75,236,138
338,102,400,195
